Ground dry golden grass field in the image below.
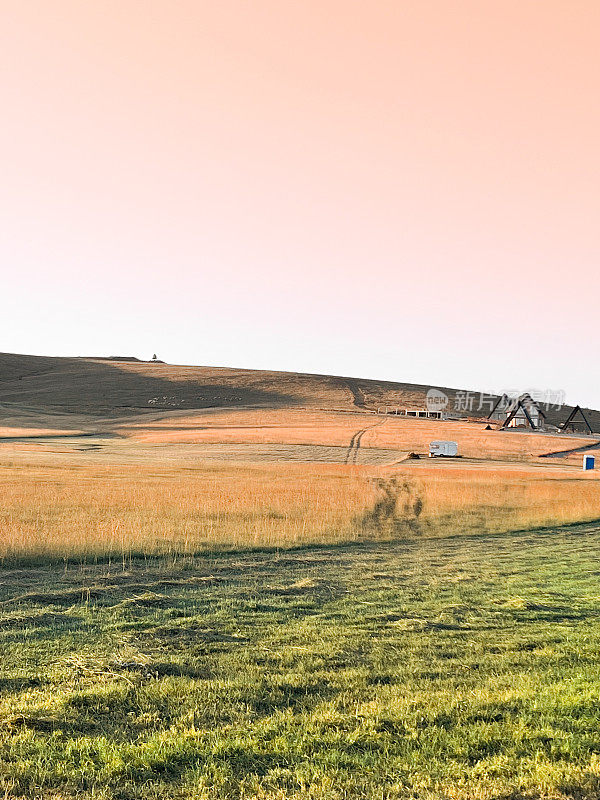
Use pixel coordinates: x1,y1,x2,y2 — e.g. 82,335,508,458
1,453,600,563
117,407,594,463
1,352,600,562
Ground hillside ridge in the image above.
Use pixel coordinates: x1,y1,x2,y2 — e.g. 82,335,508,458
0,351,598,433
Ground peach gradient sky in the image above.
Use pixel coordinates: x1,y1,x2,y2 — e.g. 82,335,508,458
2,2,599,405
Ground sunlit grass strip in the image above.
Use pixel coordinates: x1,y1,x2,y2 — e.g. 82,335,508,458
1,461,599,562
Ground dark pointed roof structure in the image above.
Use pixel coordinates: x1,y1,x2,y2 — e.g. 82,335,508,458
559,405,595,435
488,393,545,430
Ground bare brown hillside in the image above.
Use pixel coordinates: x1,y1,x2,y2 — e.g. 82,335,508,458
0,353,598,446
0,353,475,419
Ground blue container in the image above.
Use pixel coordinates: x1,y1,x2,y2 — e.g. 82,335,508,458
583,455,595,471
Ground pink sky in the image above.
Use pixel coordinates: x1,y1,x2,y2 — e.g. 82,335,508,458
2,2,599,406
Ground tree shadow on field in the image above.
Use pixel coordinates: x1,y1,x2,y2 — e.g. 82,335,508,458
360,477,426,537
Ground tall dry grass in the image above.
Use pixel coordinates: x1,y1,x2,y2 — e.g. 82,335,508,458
0,462,371,561
0,460,599,562
409,466,600,535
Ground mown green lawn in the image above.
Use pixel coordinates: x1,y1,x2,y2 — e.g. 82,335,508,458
2,526,600,798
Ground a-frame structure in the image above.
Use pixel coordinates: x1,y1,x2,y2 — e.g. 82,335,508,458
559,406,595,435
488,393,546,430
502,395,546,430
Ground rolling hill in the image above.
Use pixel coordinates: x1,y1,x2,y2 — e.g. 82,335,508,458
0,352,472,418
0,352,598,465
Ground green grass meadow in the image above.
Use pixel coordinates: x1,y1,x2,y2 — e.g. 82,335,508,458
2,526,600,798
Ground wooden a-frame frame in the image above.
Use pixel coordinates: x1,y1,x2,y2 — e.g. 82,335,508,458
559,405,594,435
502,397,545,430
488,394,545,430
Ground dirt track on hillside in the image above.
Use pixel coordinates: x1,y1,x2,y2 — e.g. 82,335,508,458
344,419,387,464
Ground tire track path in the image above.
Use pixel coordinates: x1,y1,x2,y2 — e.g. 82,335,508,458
344,418,387,465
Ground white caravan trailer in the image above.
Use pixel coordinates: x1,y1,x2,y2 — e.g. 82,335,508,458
429,441,458,458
